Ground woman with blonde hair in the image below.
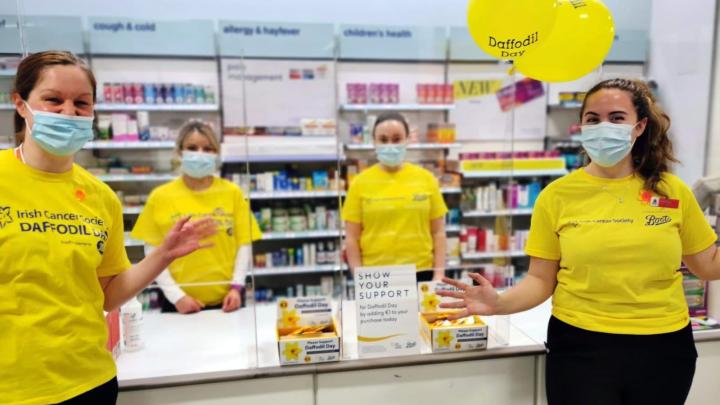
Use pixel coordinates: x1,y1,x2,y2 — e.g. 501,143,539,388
132,120,262,314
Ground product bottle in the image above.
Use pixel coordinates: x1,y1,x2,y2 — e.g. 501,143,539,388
121,297,144,352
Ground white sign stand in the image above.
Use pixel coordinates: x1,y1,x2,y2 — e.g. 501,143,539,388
354,265,420,359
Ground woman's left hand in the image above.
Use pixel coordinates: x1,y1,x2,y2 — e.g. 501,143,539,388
223,288,242,312
159,216,216,262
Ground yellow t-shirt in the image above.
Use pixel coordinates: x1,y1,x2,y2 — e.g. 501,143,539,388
131,177,261,305
0,149,130,405
342,163,448,271
526,168,717,335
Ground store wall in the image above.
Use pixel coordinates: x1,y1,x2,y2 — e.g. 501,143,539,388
647,0,717,184
8,0,649,28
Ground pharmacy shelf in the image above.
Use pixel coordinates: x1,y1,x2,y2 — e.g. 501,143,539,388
123,206,144,215
0,142,12,150
345,143,461,151
441,187,462,194
252,264,347,276
250,190,343,199
463,208,534,218
462,169,568,179
95,104,219,112
548,102,583,109
222,154,341,163
96,173,176,182
0,69,17,77
85,141,176,150
339,104,455,112
261,230,342,241
446,225,461,233
462,251,527,260
124,232,144,248
0,104,14,111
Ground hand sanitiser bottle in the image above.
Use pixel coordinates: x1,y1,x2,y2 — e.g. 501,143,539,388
121,296,144,352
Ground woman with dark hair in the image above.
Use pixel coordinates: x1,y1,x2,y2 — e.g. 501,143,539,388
439,79,719,404
0,51,215,404
343,112,448,281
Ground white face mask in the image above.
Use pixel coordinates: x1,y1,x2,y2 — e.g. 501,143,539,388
578,122,637,168
181,151,218,178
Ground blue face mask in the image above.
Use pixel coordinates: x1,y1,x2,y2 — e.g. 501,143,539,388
376,144,407,167
24,102,94,156
181,151,218,179
579,122,636,168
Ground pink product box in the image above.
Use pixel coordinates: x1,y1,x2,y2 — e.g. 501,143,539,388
444,84,454,104
369,83,380,104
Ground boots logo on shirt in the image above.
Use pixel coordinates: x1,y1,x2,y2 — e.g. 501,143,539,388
0,206,12,229
645,215,672,226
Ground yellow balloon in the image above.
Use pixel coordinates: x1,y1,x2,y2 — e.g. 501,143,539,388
467,0,559,60
515,0,615,82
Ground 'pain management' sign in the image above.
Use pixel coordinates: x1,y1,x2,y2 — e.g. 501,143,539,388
354,265,420,359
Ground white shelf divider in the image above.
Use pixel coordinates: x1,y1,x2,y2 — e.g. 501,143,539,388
446,224,461,233
85,141,176,150
339,104,455,112
97,173,176,183
124,232,144,247
250,190,343,200
261,229,342,241
252,264,346,276
463,208,534,218
345,143,461,151
123,206,145,215
0,104,14,111
95,104,219,112
441,187,462,194
461,251,527,260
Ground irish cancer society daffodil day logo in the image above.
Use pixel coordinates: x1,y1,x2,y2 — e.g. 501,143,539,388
281,308,301,328
283,342,302,361
0,206,13,229
436,330,454,348
421,293,440,313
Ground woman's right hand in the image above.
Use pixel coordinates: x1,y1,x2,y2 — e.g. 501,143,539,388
436,273,500,319
175,295,205,314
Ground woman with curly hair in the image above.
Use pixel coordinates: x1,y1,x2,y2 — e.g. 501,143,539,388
439,79,719,404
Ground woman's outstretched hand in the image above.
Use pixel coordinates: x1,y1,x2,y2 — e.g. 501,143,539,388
437,273,500,319
160,216,216,262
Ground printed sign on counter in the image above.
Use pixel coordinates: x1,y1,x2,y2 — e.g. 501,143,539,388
0,15,84,54
88,17,215,57
219,21,334,59
354,265,420,359
339,25,446,61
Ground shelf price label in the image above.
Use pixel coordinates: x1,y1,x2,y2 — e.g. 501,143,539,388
88,17,215,57
354,265,420,359
219,21,334,59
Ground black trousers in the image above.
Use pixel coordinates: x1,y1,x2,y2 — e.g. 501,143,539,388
55,377,118,404
546,316,697,405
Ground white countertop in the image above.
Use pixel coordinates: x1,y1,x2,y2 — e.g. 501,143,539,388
117,301,545,388
117,299,720,389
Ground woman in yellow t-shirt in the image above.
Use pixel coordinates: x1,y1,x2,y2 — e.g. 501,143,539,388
343,112,448,281
439,79,720,404
0,51,214,405
132,121,262,314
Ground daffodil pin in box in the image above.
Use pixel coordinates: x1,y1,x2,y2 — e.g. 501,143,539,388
276,296,341,365
417,281,488,353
